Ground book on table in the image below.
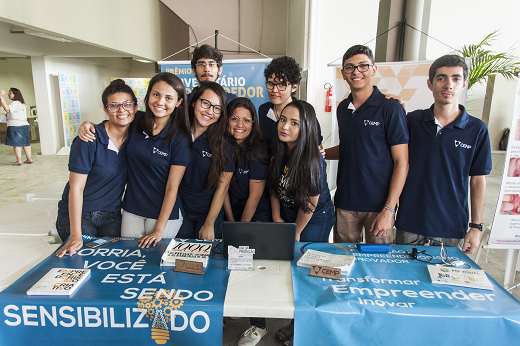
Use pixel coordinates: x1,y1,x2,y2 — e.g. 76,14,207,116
160,240,211,268
427,265,494,290
297,249,355,274
27,268,90,296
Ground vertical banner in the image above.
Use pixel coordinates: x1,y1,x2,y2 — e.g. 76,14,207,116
58,73,80,147
111,78,151,112
489,79,520,246
159,59,271,111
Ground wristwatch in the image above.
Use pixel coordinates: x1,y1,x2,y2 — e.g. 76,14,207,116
468,223,484,231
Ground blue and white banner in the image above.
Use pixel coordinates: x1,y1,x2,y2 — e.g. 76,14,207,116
159,59,271,111
0,237,229,346
292,243,520,345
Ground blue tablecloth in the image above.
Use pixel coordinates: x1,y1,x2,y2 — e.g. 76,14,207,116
292,243,520,345
0,237,229,346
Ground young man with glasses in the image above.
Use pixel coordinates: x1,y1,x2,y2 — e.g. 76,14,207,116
188,44,237,103
394,55,491,253
323,45,409,245
258,56,323,147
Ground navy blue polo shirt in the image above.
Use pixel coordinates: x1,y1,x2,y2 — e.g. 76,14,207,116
276,154,332,222
258,101,323,148
188,86,236,104
58,121,129,215
334,86,408,212
179,133,235,218
228,147,271,217
395,105,492,239
122,112,190,220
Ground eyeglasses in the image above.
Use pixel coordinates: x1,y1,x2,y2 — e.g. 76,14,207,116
265,81,290,91
8,91,13,95
106,101,136,113
199,98,222,115
196,61,217,68
342,63,373,74
229,116,253,125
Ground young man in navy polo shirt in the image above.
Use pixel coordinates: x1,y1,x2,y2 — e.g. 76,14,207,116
323,45,409,244
188,44,237,103
395,55,492,254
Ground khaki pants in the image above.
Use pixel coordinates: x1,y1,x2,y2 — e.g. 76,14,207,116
334,208,394,244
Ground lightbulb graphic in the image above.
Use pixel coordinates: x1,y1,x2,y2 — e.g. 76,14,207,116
137,289,184,344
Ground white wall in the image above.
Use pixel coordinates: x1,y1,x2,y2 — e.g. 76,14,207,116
307,0,380,150
162,0,287,59
0,0,187,61
426,0,520,149
0,59,35,108
33,57,142,154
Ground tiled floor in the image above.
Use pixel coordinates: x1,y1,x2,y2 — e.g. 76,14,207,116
0,141,518,345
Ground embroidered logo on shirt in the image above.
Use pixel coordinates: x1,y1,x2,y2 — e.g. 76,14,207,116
238,169,249,174
364,120,380,126
454,140,472,149
153,147,168,156
202,151,212,158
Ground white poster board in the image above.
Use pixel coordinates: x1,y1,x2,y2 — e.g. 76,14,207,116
489,79,520,248
58,73,81,147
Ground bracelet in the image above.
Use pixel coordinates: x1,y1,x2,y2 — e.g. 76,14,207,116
383,205,395,213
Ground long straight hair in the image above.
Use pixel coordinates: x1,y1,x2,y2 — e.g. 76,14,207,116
267,100,321,213
227,97,267,168
138,72,191,143
189,82,230,190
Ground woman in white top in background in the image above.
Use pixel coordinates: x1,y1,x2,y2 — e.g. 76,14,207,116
0,88,32,166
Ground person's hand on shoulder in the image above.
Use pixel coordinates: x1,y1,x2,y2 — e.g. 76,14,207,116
78,121,97,142
385,93,405,108
56,235,83,257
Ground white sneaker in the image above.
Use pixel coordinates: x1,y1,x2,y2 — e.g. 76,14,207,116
237,325,268,346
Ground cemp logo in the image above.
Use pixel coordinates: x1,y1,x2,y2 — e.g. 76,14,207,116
454,140,472,149
364,120,380,126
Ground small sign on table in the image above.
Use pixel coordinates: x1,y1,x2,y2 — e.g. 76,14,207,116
228,245,255,270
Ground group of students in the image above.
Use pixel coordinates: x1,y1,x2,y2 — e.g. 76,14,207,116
53,43,493,346
55,53,333,258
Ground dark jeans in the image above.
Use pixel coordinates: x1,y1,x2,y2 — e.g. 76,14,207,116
56,211,122,242
177,211,224,239
283,204,335,242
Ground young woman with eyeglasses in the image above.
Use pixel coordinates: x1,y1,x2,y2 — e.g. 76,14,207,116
176,82,235,240
77,73,191,248
56,79,137,256
223,97,271,223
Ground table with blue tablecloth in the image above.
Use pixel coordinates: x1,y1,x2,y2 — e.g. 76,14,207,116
291,243,520,346
0,237,229,346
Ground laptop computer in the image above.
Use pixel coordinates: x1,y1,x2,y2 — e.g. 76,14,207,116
222,221,296,260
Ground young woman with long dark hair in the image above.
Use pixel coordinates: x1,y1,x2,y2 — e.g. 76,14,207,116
176,82,235,240
223,97,270,223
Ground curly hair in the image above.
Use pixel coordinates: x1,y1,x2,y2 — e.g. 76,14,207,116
264,56,302,88
191,44,223,70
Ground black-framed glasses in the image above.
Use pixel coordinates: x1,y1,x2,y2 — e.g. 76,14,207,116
229,115,253,125
199,98,222,115
196,61,217,68
106,101,136,113
342,63,373,74
265,81,290,91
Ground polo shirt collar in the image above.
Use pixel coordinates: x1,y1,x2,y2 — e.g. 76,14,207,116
96,121,109,145
345,86,383,110
423,104,470,129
